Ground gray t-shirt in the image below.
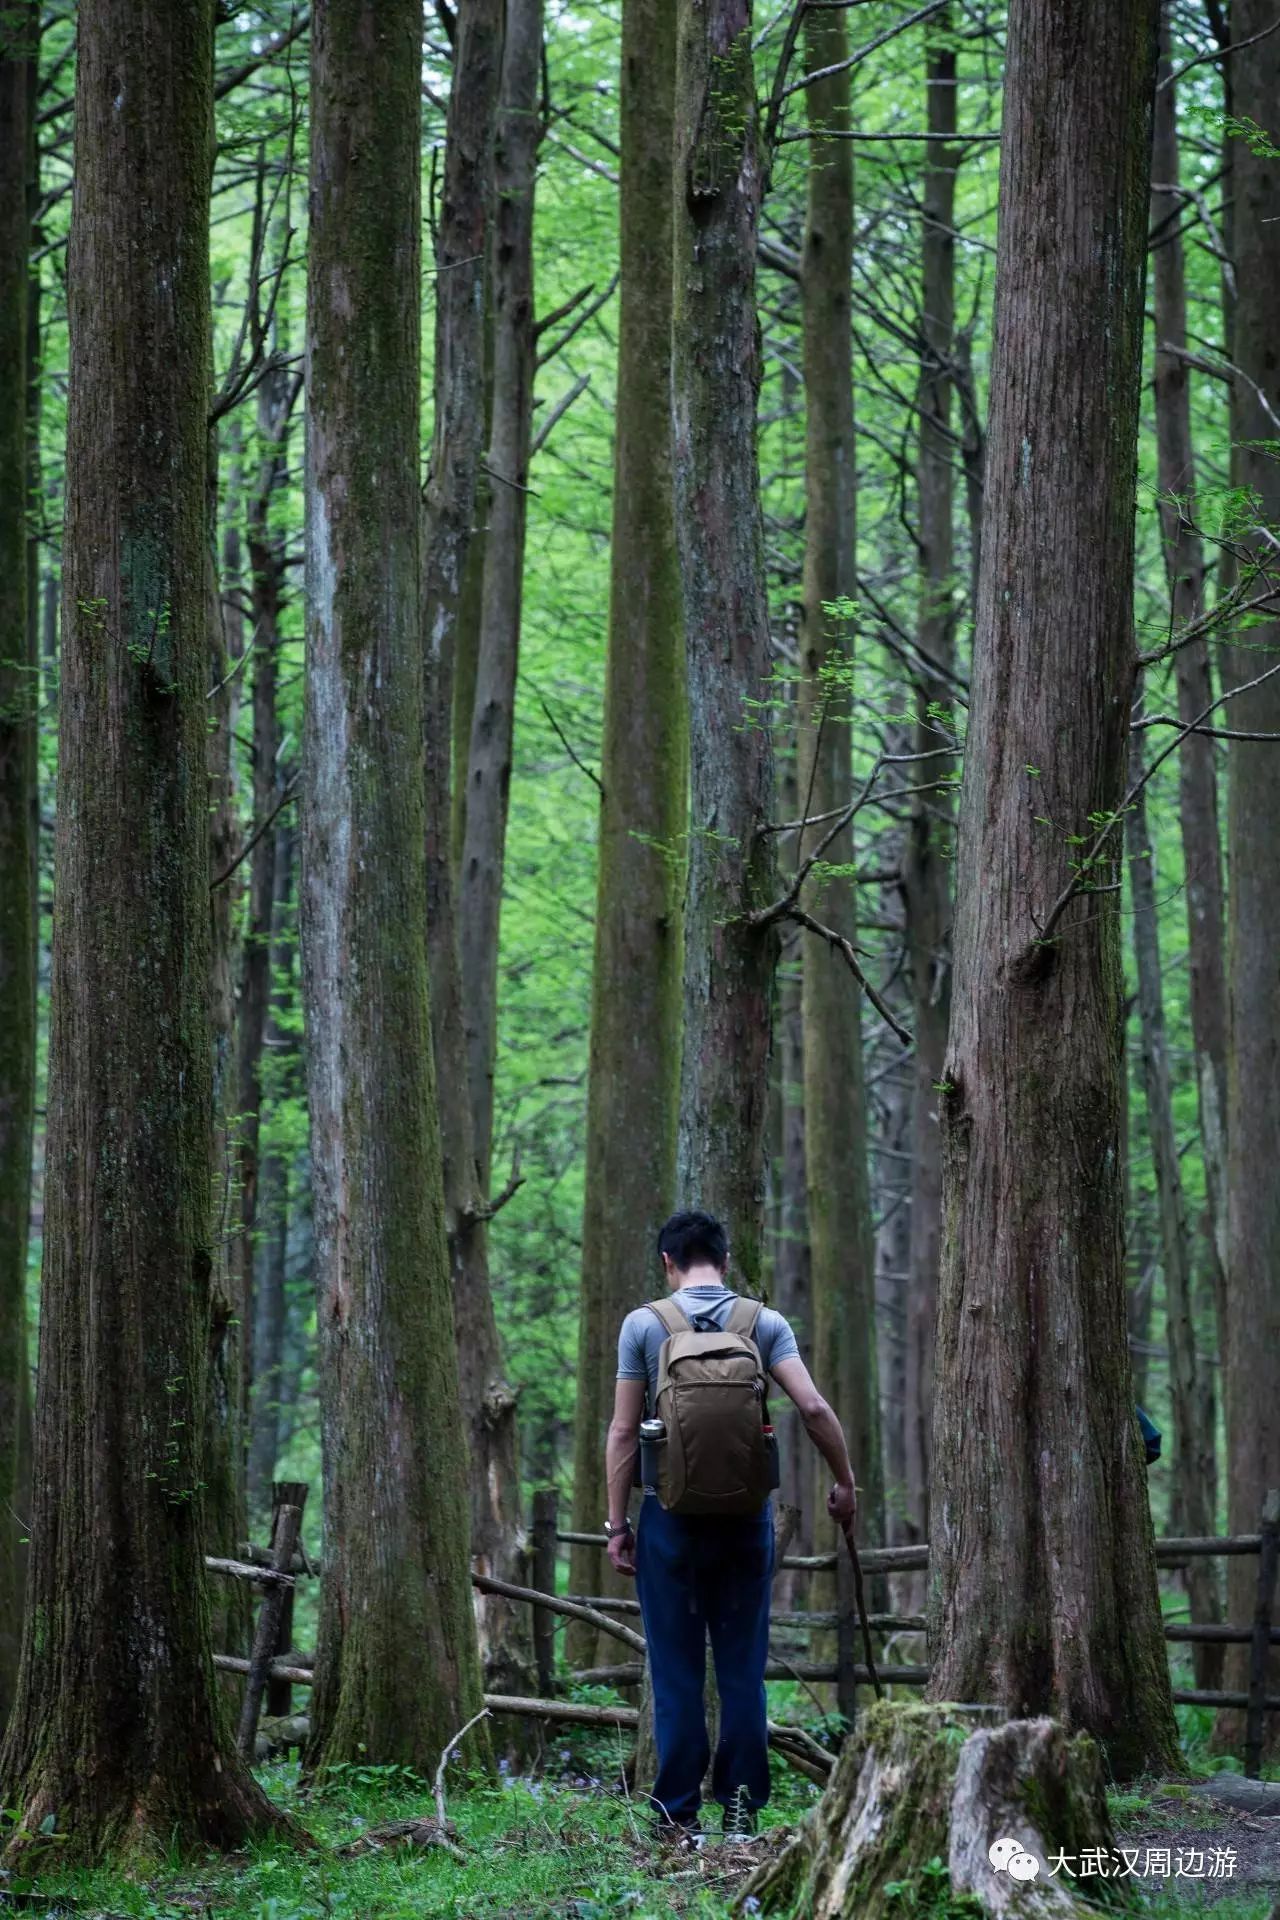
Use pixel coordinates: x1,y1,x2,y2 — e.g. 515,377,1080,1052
616,1284,801,1407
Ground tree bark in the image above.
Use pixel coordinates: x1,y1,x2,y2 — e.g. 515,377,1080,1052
568,0,686,1661
0,0,290,1857
458,0,543,1194
1125,727,1221,1686
1150,8,1228,1457
302,0,486,1773
901,16,957,1553
1143,18,1228,1589
740,1703,1117,1919
773,920,812,1609
0,0,37,1729
205,427,250,1661
420,0,533,1717
927,0,1179,1777
672,0,778,1286
797,0,881,1559
234,362,295,1517
1220,0,1280,1751
247,815,297,1516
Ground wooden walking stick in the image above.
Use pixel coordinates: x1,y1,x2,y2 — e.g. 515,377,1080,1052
838,1512,884,1701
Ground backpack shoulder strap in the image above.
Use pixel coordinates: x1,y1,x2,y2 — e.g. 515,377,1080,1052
647,1297,686,1338
725,1295,765,1341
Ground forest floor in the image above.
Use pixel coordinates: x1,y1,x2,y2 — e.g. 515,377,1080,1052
16,1711,1280,1920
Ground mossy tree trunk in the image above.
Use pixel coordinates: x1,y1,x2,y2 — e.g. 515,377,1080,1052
772,915,812,1606
1149,14,1224,1646
421,0,535,1717
1126,725,1221,1686
927,0,1179,1778
797,1,881,1567
458,0,543,1195
205,427,252,1673
235,361,295,1529
1220,0,1280,1752
568,0,687,1662
302,0,487,1773
672,0,778,1286
247,817,297,1516
902,15,957,1560
740,1703,1119,1919
0,0,291,1858
1150,10,1227,1364
0,0,37,1731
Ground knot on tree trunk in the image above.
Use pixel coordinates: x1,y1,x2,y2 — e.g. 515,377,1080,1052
737,1703,1122,1918
481,1379,519,1428
1006,938,1057,989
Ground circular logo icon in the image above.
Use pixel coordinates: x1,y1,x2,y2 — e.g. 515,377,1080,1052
989,1837,1041,1880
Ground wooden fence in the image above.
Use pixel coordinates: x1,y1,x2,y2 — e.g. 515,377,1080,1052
212,1483,1280,1781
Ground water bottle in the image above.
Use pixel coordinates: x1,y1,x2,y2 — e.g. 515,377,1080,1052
639,1416,666,1492
762,1420,781,1491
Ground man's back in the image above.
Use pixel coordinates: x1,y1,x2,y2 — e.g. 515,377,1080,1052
617,1282,799,1414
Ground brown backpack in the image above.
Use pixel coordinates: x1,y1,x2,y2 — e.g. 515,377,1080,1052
646,1295,772,1516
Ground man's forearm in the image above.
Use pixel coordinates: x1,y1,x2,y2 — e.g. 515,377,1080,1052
605,1426,638,1528
803,1399,855,1489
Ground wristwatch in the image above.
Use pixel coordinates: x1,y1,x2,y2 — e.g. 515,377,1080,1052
603,1518,633,1539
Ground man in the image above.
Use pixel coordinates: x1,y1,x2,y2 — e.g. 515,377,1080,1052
605,1208,858,1846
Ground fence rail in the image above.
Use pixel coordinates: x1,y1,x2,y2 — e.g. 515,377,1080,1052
212,1483,1280,1780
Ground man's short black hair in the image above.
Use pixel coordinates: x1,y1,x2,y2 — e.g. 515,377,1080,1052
657,1209,729,1273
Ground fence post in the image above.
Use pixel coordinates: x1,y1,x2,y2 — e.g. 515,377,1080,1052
836,1535,859,1728
237,1498,304,1760
1245,1487,1280,1779
267,1480,309,1719
532,1487,559,1697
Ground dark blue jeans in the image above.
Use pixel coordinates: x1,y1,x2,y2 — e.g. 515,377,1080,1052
634,1497,774,1827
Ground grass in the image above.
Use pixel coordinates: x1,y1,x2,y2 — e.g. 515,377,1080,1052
15,1699,1279,1920
18,1733,819,1920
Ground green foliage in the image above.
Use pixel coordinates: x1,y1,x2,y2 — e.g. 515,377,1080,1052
16,0,1257,1776
881,1854,985,1918
28,1762,755,1920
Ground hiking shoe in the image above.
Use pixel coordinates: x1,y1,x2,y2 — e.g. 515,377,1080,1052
721,1787,758,1842
654,1817,704,1850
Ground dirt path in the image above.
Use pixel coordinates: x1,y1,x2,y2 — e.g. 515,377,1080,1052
1111,1778,1280,1907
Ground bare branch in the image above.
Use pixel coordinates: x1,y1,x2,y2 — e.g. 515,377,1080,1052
530,373,591,456
791,907,915,1046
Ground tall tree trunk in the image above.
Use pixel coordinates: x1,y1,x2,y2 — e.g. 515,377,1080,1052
458,0,543,1194
901,15,957,1552
247,814,296,1518
927,0,1179,1777
206,430,251,1673
234,364,294,1523
421,0,534,1714
0,0,37,1728
1150,6,1228,1355
774,923,811,1606
568,0,686,1658
1125,728,1221,1686
797,0,880,1550
874,1056,912,1541
0,0,289,1855
1220,0,1280,1749
274,1152,311,1463
302,0,487,1773
672,0,778,1286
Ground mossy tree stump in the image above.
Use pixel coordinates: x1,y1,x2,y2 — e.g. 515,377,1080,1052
738,1703,1130,1918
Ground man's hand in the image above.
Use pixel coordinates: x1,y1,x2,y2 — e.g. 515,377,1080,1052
827,1479,857,1527
607,1525,637,1578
